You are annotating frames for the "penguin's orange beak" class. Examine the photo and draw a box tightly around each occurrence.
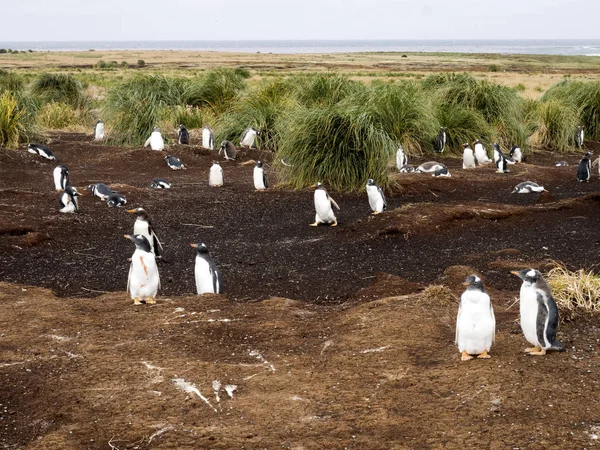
[124,234,132,240]
[127,209,137,213]
[462,281,470,286]
[190,243,198,248]
[510,271,520,276]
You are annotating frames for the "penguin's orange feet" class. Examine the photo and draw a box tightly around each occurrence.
[524,346,541,353]
[309,222,319,227]
[372,211,380,215]
[461,351,473,361]
[477,350,491,359]
[528,348,547,356]
[133,297,142,306]
[331,221,338,227]
[147,297,156,305]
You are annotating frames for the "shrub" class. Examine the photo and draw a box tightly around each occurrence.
[0,69,24,92]
[183,68,248,114]
[528,99,578,152]
[120,61,129,68]
[433,103,493,152]
[38,102,80,129]
[166,105,205,130]
[488,64,500,72]
[0,91,25,148]
[546,263,600,321]
[31,73,88,108]
[289,73,363,107]
[137,59,146,67]
[0,49,6,54]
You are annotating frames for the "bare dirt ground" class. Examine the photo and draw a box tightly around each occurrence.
[2,133,600,448]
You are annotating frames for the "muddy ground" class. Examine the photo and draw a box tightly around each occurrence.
[1,133,600,448]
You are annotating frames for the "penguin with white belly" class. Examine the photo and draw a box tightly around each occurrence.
[58,185,81,213]
[511,269,564,355]
[209,161,224,187]
[27,143,56,161]
[577,152,592,182]
[366,179,387,214]
[456,275,495,361]
[462,144,477,169]
[177,124,190,145]
[53,165,69,191]
[94,120,104,141]
[191,243,222,294]
[202,125,215,150]
[396,145,408,171]
[254,161,268,191]
[127,207,164,258]
[310,183,340,227]
[473,139,492,164]
[144,127,164,151]
[125,234,160,305]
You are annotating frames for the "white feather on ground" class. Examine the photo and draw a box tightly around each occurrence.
[172,378,218,412]
[225,384,238,398]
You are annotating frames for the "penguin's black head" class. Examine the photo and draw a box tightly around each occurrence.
[312,182,324,190]
[463,274,484,291]
[511,268,540,284]
[125,234,151,252]
[178,124,184,129]
[584,152,592,158]
[127,207,148,219]
[190,243,210,254]
[213,160,220,166]
[220,140,228,149]
[65,186,79,196]
[97,119,102,124]
[493,143,500,150]
[440,127,446,131]
[256,160,263,168]
[367,179,376,186]
[463,143,470,148]
[153,126,160,132]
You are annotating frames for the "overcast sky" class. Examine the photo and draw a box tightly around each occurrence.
[1,0,599,41]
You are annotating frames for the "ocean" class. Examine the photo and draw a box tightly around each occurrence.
[1,39,600,56]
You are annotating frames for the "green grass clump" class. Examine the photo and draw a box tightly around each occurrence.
[546,263,600,321]
[0,69,24,91]
[166,105,205,130]
[0,91,25,148]
[290,73,363,107]
[528,99,578,152]
[38,102,91,130]
[31,73,88,108]
[184,68,249,114]
[433,103,493,151]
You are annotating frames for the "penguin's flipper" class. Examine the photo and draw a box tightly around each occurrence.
[455,304,461,345]
[535,291,551,348]
[263,173,268,189]
[377,186,387,210]
[151,230,164,257]
[328,195,340,211]
[144,137,151,147]
[490,303,496,344]
[127,261,132,294]
[592,158,599,168]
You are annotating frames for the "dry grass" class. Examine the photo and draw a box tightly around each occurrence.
[422,284,457,306]
[546,262,600,321]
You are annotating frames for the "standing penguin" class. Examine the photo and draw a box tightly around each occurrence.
[209,161,224,187]
[240,127,259,148]
[202,125,215,150]
[58,185,80,213]
[87,183,113,201]
[253,160,268,191]
[473,139,492,164]
[219,140,237,161]
[191,243,222,294]
[433,127,447,153]
[53,165,69,191]
[577,152,592,182]
[366,179,387,214]
[509,145,523,163]
[127,207,163,258]
[310,183,340,227]
[27,143,56,161]
[165,155,186,170]
[493,143,514,173]
[576,125,585,149]
[462,144,477,169]
[94,119,104,141]
[511,269,564,355]
[177,124,190,145]
[455,275,495,361]
[396,144,408,171]
[144,127,164,151]
[125,234,160,305]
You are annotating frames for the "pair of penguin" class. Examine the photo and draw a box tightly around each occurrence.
[493,143,515,173]
[208,160,268,190]
[87,182,127,207]
[54,165,81,213]
[456,270,563,361]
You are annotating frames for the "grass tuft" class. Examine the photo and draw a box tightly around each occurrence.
[0,91,25,148]
[528,99,578,152]
[31,73,88,108]
[422,285,457,306]
[546,263,600,321]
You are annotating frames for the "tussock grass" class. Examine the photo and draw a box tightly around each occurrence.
[546,263,600,321]
[184,68,249,114]
[0,91,25,148]
[31,73,88,108]
[0,69,24,91]
[167,105,205,130]
[422,284,457,306]
[528,100,579,152]
[38,102,92,130]
[291,74,363,107]
[433,103,492,153]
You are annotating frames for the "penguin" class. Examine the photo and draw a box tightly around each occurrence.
[399,165,418,173]
[27,143,55,161]
[106,192,127,207]
[433,127,447,153]
[127,207,163,258]
[240,127,259,148]
[150,178,172,189]
[511,181,547,194]
[177,124,190,145]
[511,269,564,355]
[86,183,113,201]
[555,161,569,167]
[455,274,495,361]
[165,155,186,170]
[576,125,584,149]
[577,152,592,182]
[144,127,164,151]
[209,161,224,187]
[53,165,69,191]
[432,167,451,177]
[462,144,477,169]
[396,144,408,171]
[253,160,268,191]
[94,120,104,141]
[125,234,160,305]
[191,243,222,294]
[310,183,340,227]
[473,139,492,164]
[58,185,80,213]
[493,143,513,173]
[219,140,237,161]
[509,145,522,163]
[202,125,215,150]
[366,179,387,214]
[416,161,446,173]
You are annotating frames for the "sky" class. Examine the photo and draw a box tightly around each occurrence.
[1,0,599,41]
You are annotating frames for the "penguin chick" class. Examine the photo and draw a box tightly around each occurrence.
[209,161,224,187]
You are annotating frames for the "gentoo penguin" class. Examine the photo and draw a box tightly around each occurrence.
[58,185,80,213]
[366,179,387,214]
[127,207,163,258]
[509,145,523,163]
[576,125,584,149]
[512,181,546,194]
[462,144,477,169]
[511,269,564,355]
[219,140,237,161]
[493,143,513,173]
[150,178,172,189]
[209,161,224,187]
[456,275,495,361]
[240,127,259,148]
[94,120,104,141]
[144,127,164,151]
[577,152,592,182]
[86,183,113,201]
[416,161,446,173]
[399,165,418,173]
[473,139,492,164]
[253,160,268,191]
[433,167,451,177]
[165,155,186,170]
[433,127,447,153]
[396,145,408,171]
[125,234,160,305]
[53,165,69,191]
[555,161,569,167]
[310,183,340,227]
[202,125,215,150]
[106,192,127,207]
[191,243,222,294]
[27,143,55,161]
[177,124,190,145]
